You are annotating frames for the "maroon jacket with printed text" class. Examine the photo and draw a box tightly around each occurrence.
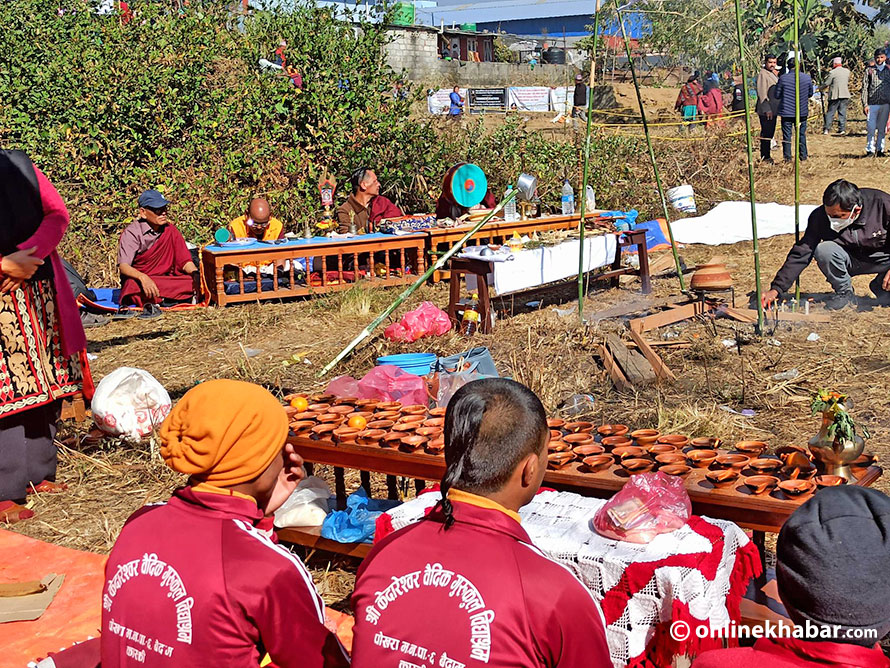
[101,488,349,668]
[693,637,890,668]
[350,500,611,668]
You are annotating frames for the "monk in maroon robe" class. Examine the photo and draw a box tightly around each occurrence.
[118,190,199,312]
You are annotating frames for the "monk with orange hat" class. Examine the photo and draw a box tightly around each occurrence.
[101,380,349,668]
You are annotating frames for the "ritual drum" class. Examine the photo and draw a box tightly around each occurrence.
[441,162,488,211]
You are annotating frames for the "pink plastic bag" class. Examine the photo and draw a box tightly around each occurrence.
[593,472,691,543]
[357,365,428,406]
[325,375,360,398]
[384,302,451,342]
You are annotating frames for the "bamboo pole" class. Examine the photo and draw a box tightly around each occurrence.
[792,0,802,308]
[318,189,519,377]
[733,0,765,332]
[614,0,685,291]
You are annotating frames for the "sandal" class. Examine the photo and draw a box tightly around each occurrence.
[0,500,35,524]
[30,480,69,494]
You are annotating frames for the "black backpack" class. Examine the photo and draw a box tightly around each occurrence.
[61,258,96,303]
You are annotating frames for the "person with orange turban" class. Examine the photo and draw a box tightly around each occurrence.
[100,380,350,668]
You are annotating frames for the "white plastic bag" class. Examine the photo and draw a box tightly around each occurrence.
[91,367,172,440]
[274,477,332,528]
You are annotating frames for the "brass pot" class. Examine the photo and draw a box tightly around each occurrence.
[808,424,864,482]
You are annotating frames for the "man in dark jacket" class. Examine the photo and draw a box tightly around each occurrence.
[762,180,890,310]
[862,48,890,156]
[775,59,814,162]
[571,73,588,125]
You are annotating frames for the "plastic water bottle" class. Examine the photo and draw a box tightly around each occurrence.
[503,185,518,222]
[586,185,596,211]
[461,293,480,336]
[561,180,575,215]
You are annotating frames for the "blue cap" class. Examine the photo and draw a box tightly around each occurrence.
[138,189,170,209]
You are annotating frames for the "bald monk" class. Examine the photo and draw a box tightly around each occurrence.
[229,197,285,242]
[101,380,350,668]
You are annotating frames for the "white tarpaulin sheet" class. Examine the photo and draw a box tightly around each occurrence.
[427,88,467,115]
[670,201,819,245]
[508,86,552,112]
[550,86,573,114]
[467,234,617,295]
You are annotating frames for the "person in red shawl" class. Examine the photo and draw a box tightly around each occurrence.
[117,190,199,318]
[336,167,403,234]
[351,378,610,668]
[698,75,726,127]
[693,486,890,668]
[0,150,90,524]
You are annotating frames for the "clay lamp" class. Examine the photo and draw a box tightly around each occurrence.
[423,417,445,429]
[333,427,359,444]
[429,406,447,417]
[309,393,335,403]
[550,429,564,440]
[400,414,426,424]
[328,405,353,416]
[308,403,331,412]
[572,444,605,458]
[656,453,687,466]
[392,422,419,433]
[647,443,678,456]
[347,411,374,421]
[367,419,394,430]
[289,420,315,436]
[631,429,660,446]
[564,433,594,447]
[853,453,876,467]
[656,434,689,448]
[293,411,319,421]
[354,399,378,409]
[356,429,386,446]
[416,426,442,439]
[784,463,817,480]
[374,410,401,420]
[748,457,782,474]
[744,475,779,495]
[284,405,299,419]
[376,401,402,411]
[401,404,428,416]
[660,464,692,477]
[310,423,337,439]
[690,437,721,449]
[622,458,656,474]
[775,444,807,457]
[547,452,576,470]
[815,474,847,488]
[687,449,718,468]
[283,392,307,402]
[333,396,358,405]
[547,418,566,430]
[612,445,646,460]
[565,421,594,434]
[400,435,428,452]
[316,413,343,424]
[425,437,445,455]
[548,440,571,453]
[735,441,767,456]
[778,479,816,496]
[598,424,629,437]
[781,452,817,479]
[714,454,750,469]
[380,431,403,448]
[705,469,739,488]
[583,454,614,472]
[601,436,633,450]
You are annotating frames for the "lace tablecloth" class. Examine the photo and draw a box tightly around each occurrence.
[377,490,761,668]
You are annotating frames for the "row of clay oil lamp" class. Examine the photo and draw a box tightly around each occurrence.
[284,394,448,456]
[545,421,876,497]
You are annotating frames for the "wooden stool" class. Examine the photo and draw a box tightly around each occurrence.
[446,257,492,334]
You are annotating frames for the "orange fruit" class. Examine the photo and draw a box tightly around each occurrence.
[290,396,309,412]
[348,415,368,430]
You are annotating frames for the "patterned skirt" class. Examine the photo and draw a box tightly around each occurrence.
[0,279,82,418]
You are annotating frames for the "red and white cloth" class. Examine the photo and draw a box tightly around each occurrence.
[378,490,761,668]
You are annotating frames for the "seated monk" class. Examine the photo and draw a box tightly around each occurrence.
[229,197,284,241]
[101,380,350,668]
[117,190,199,316]
[351,378,610,668]
[435,186,496,220]
[336,166,402,234]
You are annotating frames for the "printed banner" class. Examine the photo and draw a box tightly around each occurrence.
[507,86,551,112]
[550,86,573,114]
[468,87,507,113]
[427,88,468,115]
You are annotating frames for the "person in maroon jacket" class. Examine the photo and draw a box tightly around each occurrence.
[693,486,890,668]
[101,380,350,668]
[351,378,611,668]
[336,166,403,233]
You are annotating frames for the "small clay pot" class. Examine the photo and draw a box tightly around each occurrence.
[429,406,447,417]
[283,393,308,402]
[548,440,571,453]
[647,443,678,456]
[328,405,353,416]
[333,396,358,405]
[309,393,335,403]
[631,429,660,446]
[357,429,386,446]
[783,463,817,480]
[547,452,575,470]
[715,454,750,469]
[416,426,442,439]
[392,422,419,433]
[290,420,315,436]
[565,421,594,434]
[572,444,605,457]
[744,475,779,495]
[333,427,360,443]
[706,469,739,488]
[308,403,331,412]
[374,410,401,420]
[778,479,816,496]
[284,405,299,419]
[660,464,692,477]
[367,419,395,430]
[656,434,689,448]
[690,262,733,290]
[400,435,427,451]
[622,458,655,474]
[656,453,687,466]
[425,437,445,455]
[690,437,721,449]
[550,429,564,440]
[316,413,344,424]
[354,399,379,409]
[310,423,337,439]
[582,454,613,472]
[401,404,428,416]
[601,436,633,450]
[598,424,629,437]
[735,440,767,456]
[347,411,374,421]
[775,444,807,458]
[563,433,594,447]
[547,418,566,429]
[400,414,426,424]
[815,474,847,488]
[748,457,782,473]
[687,449,718,468]
[381,431,404,448]
[612,445,646,460]
[376,401,402,411]
[853,453,876,467]
[293,411,319,421]
[423,417,445,429]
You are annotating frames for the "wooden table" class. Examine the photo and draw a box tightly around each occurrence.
[201,233,426,306]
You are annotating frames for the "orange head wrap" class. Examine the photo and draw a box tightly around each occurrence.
[159,379,288,486]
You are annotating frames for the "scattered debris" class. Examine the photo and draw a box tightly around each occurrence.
[806,332,820,342]
[560,393,596,416]
[772,369,800,381]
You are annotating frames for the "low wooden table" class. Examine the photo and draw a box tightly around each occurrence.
[201,233,426,306]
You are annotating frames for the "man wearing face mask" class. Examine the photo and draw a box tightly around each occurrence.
[861,48,890,156]
[762,180,890,310]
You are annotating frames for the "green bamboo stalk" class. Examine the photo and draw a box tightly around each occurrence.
[577,1,602,321]
[614,0,685,291]
[792,0,802,308]
[318,189,519,377]
[734,0,765,332]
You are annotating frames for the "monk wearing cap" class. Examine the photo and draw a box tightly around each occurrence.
[101,380,350,668]
[229,197,285,241]
[117,189,200,318]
